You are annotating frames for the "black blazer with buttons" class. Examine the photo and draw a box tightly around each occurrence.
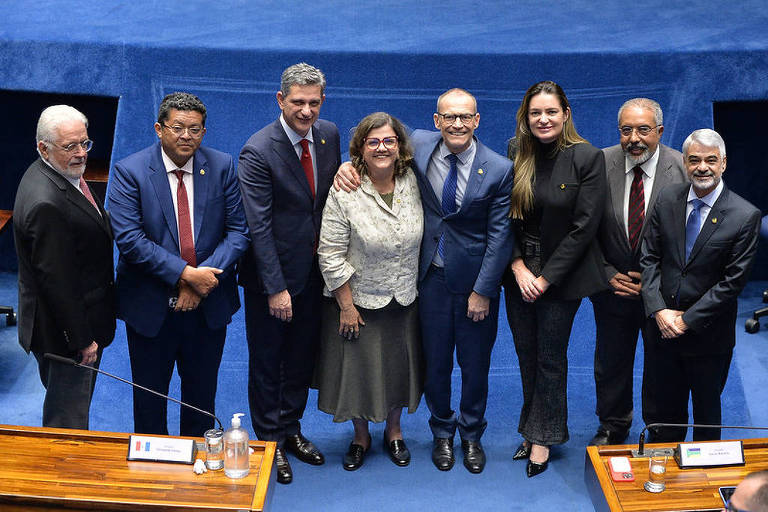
[640,183,761,355]
[508,140,610,301]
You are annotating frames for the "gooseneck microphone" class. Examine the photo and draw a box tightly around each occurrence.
[43,352,223,431]
[633,422,768,457]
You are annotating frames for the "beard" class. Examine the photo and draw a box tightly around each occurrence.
[690,171,719,194]
[58,162,86,179]
[622,142,651,165]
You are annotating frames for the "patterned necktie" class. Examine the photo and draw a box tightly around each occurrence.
[173,170,196,266]
[299,139,315,198]
[78,176,101,217]
[627,166,645,249]
[438,153,459,259]
[684,198,704,261]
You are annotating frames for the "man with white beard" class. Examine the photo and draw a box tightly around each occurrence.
[588,98,686,446]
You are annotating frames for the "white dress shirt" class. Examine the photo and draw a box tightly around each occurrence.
[622,145,659,238]
[161,149,195,243]
[686,179,724,236]
[280,114,317,195]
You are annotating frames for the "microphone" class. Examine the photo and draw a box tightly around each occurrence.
[633,422,768,457]
[43,353,223,431]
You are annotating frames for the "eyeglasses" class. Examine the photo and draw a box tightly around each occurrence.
[50,139,93,153]
[162,124,204,138]
[619,125,660,137]
[437,113,476,125]
[725,499,752,512]
[364,136,398,150]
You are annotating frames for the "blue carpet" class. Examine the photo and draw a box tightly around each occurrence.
[1,271,765,510]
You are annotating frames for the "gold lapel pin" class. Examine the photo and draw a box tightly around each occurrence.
[200,169,205,175]
[560,183,566,189]
[321,139,326,145]
[712,218,717,223]
[396,198,401,203]
[478,169,484,174]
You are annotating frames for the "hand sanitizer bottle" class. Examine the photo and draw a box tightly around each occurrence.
[224,413,250,479]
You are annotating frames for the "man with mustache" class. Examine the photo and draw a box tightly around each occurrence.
[589,98,686,446]
[238,63,341,484]
[640,128,760,442]
[13,105,116,429]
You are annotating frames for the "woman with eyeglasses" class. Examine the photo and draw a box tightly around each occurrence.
[503,81,608,477]
[315,112,424,471]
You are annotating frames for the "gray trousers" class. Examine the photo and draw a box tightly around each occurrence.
[33,350,101,429]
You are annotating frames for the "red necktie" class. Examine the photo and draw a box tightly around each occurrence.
[299,139,315,198]
[173,170,196,266]
[79,176,101,216]
[627,165,645,250]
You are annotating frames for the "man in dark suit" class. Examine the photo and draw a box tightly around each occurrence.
[640,128,760,442]
[13,105,116,429]
[336,88,514,473]
[238,63,340,484]
[108,92,249,437]
[589,98,687,446]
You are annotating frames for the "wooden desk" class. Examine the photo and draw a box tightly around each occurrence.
[586,439,768,511]
[0,424,276,511]
[0,210,11,232]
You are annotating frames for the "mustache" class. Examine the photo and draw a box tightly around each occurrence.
[626,142,648,151]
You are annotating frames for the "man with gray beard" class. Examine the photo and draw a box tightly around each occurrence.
[13,105,116,429]
[588,98,686,446]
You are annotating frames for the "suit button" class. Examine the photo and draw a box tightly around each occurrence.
[681,271,687,277]
[671,294,676,300]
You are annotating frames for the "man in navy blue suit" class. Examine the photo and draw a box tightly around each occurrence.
[238,63,341,484]
[108,92,249,437]
[336,89,514,473]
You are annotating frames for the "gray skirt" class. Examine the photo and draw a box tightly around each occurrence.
[314,298,423,423]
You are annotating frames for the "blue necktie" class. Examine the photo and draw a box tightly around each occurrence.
[438,153,459,259]
[685,199,704,261]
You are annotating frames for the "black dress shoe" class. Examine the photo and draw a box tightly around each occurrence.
[588,429,628,446]
[274,447,292,484]
[284,432,325,465]
[343,435,370,471]
[461,440,486,474]
[512,441,531,460]
[431,437,454,471]
[383,435,410,467]
[526,459,548,477]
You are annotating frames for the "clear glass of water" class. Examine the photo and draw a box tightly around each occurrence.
[644,455,667,493]
[204,428,224,470]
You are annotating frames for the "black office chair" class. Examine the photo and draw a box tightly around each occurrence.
[745,214,768,334]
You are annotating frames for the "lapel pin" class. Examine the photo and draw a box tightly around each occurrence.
[560,183,566,189]
[478,169,484,174]
[396,198,401,203]
[200,169,205,175]
[712,217,717,223]
[321,139,326,145]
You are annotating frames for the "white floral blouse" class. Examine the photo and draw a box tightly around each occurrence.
[318,169,423,309]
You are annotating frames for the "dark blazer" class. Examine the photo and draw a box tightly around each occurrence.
[640,183,761,354]
[108,142,250,338]
[598,144,687,281]
[413,130,514,297]
[508,140,609,300]
[13,159,116,355]
[237,118,341,296]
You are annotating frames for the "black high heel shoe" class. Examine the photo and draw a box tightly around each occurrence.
[512,441,531,461]
[526,445,550,477]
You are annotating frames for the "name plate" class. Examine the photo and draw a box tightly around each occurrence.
[675,440,744,468]
[127,435,197,464]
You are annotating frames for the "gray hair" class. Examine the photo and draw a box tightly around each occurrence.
[618,98,663,127]
[742,471,768,511]
[36,105,88,144]
[280,63,326,97]
[682,128,726,158]
[157,92,207,126]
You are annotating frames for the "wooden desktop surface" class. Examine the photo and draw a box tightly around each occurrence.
[0,424,276,511]
[586,438,768,511]
[0,210,11,232]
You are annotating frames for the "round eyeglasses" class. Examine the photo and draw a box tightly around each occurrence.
[619,125,660,137]
[50,139,93,153]
[364,136,398,150]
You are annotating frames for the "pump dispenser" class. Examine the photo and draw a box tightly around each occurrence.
[223,413,250,479]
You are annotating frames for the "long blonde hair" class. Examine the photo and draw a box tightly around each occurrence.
[509,81,587,219]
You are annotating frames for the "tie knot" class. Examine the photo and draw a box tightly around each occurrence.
[173,169,185,181]
[447,153,458,165]
[691,198,704,210]
[299,139,310,151]
[633,165,643,178]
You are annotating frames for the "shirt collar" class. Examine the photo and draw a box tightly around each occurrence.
[161,148,193,174]
[687,178,724,208]
[625,145,660,178]
[40,157,81,188]
[438,138,476,165]
[280,114,314,146]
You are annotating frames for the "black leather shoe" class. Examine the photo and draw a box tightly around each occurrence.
[526,459,549,477]
[274,447,292,484]
[588,428,628,446]
[512,441,531,460]
[383,435,410,467]
[461,440,486,474]
[284,432,325,465]
[431,437,454,471]
[343,435,370,471]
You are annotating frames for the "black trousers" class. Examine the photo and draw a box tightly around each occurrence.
[127,310,226,437]
[643,325,732,442]
[590,291,650,435]
[244,271,322,445]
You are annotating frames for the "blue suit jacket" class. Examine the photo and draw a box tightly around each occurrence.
[411,130,514,297]
[237,118,341,296]
[108,142,250,337]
